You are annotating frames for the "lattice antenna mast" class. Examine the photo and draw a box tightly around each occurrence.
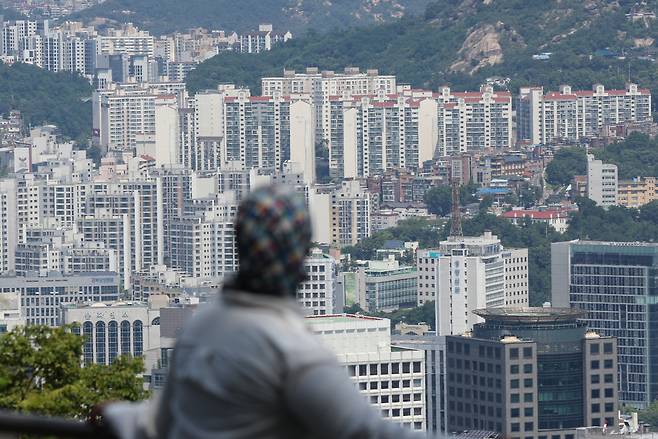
[449,177,463,238]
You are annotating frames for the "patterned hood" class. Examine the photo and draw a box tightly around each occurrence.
[232,185,312,297]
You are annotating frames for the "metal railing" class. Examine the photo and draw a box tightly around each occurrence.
[0,411,116,438]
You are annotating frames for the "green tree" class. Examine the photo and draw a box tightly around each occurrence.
[0,325,147,418]
[545,147,587,186]
[424,186,453,216]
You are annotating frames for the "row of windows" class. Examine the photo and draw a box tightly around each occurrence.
[349,361,422,377]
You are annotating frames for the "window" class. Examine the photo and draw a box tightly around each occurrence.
[591,375,600,384]
[590,344,600,354]
[392,409,400,417]
[370,382,378,390]
[510,348,519,359]
[392,380,400,389]
[524,393,533,403]
[511,423,520,432]
[604,374,613,383]
[413,362,421,373]
[370,364,378,375]
[511,408,520,418]
[592,403,601,413]
[525,422,534,432]
[524,407,533,417]
[132,320,143,357]
[523,364,533,374]
[511,379,519,389]
[403,408,411,416]
[524,378,533,388]
[96,321,106,364]
[510,365,519,374]
[402,362,410,373]
[591,360,600,370]
[605,403,614,412]
[523,347,532,358]
[511,394,520,403]
[392,363,400,374]
[381,381,389,389]
[591,389,600,398]
[603,343,613,354]
[359,365,367,376]
[604,359,613,369]
[604,388,614,398]
[392,395,400,403]
[381,395,389,403]
[348,365,356,376]
[381,363,389,374]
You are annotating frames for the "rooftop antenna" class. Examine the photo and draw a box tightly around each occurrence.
[449,175,463,239]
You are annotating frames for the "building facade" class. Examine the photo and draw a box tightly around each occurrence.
[552,240,658,408]
[445,307,618,438]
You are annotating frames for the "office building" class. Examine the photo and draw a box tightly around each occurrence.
[352,257,418,313]
[587,154,618,207]
[445,307,618,438]
[517,84,652,145]
[63,300,161,369]
[0,178,18,274]
[552,240,658,408]
[296,248,336,316]
[307,314,426,432]
[417,232,527,335]
[0,271,119,326]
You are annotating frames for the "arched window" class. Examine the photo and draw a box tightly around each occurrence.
[151,317,160,326]
[133,320,143,358]
[82,321,93,366]
[120,320,131,355]
[95,321,106,365]
[108,321,118,364]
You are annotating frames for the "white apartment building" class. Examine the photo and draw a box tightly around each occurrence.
[353,257,418,313]
[15,227,116,276]
[330,180,371,247]
[296,248,336,315]
[307,314,426,432]
[92,82,186,152]
[328,90,437,178]
[517,83,652,145]
[436,85,513,154]
[262,67,396,142]
[587,153,618,207]
[168,195,239,279]
[0,178,18,274]
[0,271,120,326]
[97,25,155,57]
[223,89,316,182]
[416,231,528,336]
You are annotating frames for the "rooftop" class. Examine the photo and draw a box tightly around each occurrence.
[473,307,586,323]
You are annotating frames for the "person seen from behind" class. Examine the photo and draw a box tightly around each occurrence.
[102,185,425,439]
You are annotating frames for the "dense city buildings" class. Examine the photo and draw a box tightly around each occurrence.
[552,240,658,408]
[445,307,618,438]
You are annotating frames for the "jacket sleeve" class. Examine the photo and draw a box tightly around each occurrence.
[284,363,427,439]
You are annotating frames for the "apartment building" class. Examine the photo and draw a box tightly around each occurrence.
[517,83,652,145]
[327,90,437,178]
[617,176,657,208]
[330,180,371,247]
[436,85,513,154]
[262,67,396,142]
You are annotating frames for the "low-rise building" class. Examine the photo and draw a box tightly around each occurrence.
[501,208,571,233]
[617,177,657,208]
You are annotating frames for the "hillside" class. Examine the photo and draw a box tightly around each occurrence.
[187,0,658,98]
[67,0,434,35]
[0,63,93,142]
[0,5,24,20]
